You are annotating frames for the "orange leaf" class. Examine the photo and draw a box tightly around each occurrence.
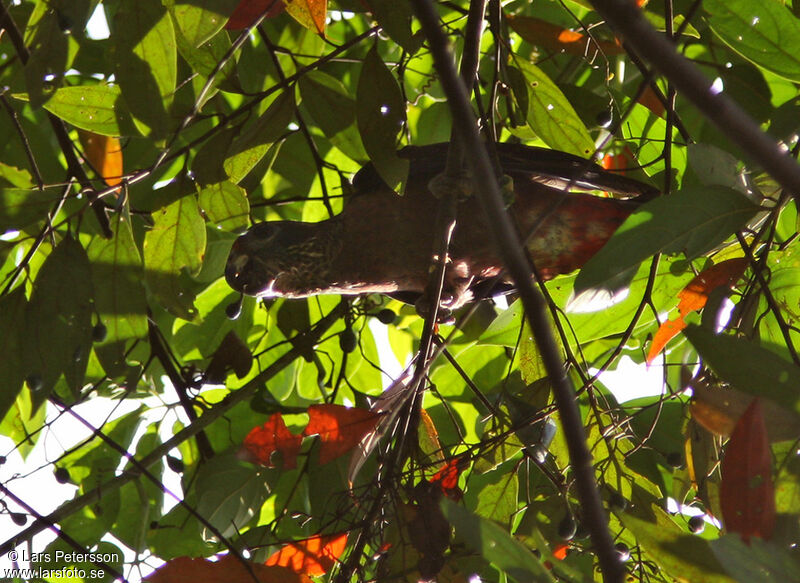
[242,413,303,469]
[266,533,348,576]
[720,399,776,542]
[284,0,327,35]
[226,0,286,30]
[78,130,123,187]
[677,258,748,316]
[303,404,381,464]
[144,554,310,583]
[507,15,624,57]
[646,318,688,364]
[636,86,665,117]
[646,258,747,363]
[552,543,569,561]
[429,458,465,500]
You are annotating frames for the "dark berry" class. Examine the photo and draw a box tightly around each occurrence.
[11,513,26,526]
[596,109,613,128]
[166,455,184,473]
[225,297,243,320]
[376,309,397,325]
[688,515,705,534]
[665,452,683,468]
[92,323,108,343]
[609,492,628,512]
[557,515,577,541]
[0,456,6,465]
[339,329,357,353]
[54,467,70,484]
[615,542,630,562]
[25,374,43,392]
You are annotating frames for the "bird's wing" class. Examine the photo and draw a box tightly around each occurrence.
[350,142,657,201]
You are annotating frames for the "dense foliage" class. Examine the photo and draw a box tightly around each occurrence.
[0,0,799,581]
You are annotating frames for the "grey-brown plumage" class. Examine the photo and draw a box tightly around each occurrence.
[225,143,657,308]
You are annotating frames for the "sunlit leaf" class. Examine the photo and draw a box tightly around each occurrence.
[14,85,134,136]
[143,196,206,321]
[705,0,800,82]
[164,0,234,48]
[510,60,594,157]
[575,187,760,296]
[113,0,177,140]
[198,181,250,232]
[265,533,347,576]
[242,412,303,469]
[303,404,381,465]
[284,0,327,35]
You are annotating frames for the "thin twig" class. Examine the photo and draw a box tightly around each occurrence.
[407,1,624,581]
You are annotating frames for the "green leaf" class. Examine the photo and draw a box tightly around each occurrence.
[0,187,64,231]
[24,237,94,404]
[144,195,207,321]
[368,0,421,53]
[683,325,800,415]
[511,60,594,158]
[164,0,234,48]
[224,91,295,183]
[357,44,409,192]
[23,3,70,108]
[711,535,800,583]
[15,85,135,136]
[705,0,800,82]
[574,186,760,295]
[465,460,520,527]
[0,288,27,423]
[88,214,148,347]
[441,498,556,582]
[113,0,177,139]
[620,484,736,583]
[198,181,250,232]
[299,71,366,161]
[479,299,523,347]
[195,454,272,539]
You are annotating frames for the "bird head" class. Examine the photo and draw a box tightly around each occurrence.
[225,221,336,297]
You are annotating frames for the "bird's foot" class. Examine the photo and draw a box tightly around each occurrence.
[428,171,474,201]
[414,294,456,324]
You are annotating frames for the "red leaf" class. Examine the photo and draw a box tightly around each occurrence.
[720,399,776,542]
[303,404,381,465]
[429,458,465,500]
[265,533,348,576]
[144,554,310,583]
[647,258,748,363]
[552,543,569,561]
[226,0,286,30]
[242,413,303,469]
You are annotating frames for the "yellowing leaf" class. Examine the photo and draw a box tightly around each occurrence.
[284,0,327,35]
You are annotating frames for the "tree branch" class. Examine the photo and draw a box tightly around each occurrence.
[588,0,800,203]
[408,1,624,581]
